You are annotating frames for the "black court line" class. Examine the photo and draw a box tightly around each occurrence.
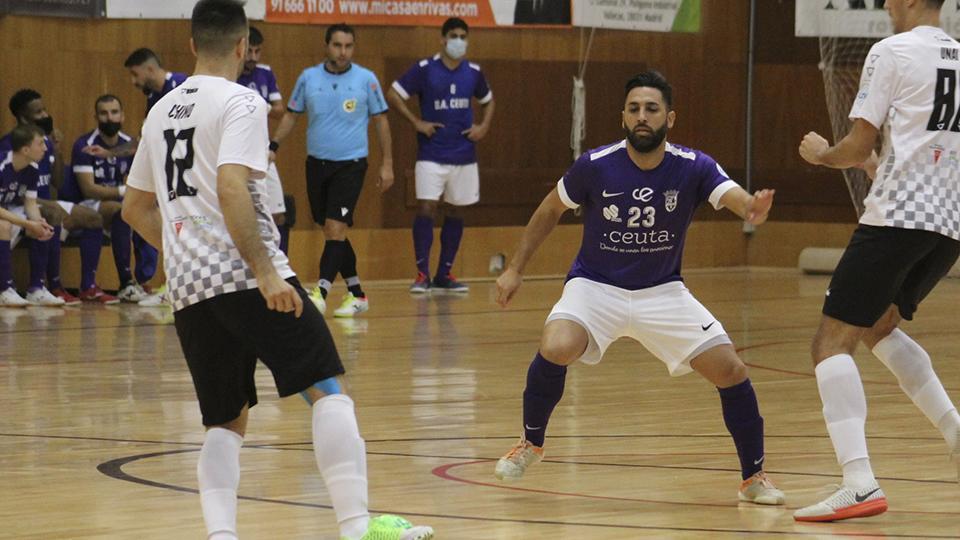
[94,447,959,538]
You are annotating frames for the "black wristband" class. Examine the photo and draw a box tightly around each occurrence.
[269,140,280,152]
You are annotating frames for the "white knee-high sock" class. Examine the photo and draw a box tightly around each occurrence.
[816,354,875,489]
[312,394,370,539]
[198,427,243,540]
[872,329,960,452]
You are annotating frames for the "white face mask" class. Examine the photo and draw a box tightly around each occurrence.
[445,37,467,60]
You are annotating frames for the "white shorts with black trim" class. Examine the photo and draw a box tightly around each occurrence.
[264,162,286,214]
[546,278,732,376]
[2,206,27,247]
[414,160,479,206]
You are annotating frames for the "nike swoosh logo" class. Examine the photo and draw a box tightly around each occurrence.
[753,456,764,466]
[701,321,715,331]
[525,424,542,431]
[602,190,624,198]
[854,487,881,503]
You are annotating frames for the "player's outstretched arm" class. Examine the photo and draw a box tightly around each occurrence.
[218,163,302,318]
[121,186,162,248]
[719,186,775,225]
[799,118,878,170]
[496,188,569,307]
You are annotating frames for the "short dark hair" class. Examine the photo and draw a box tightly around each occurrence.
[95,94,123,112]
[249,25,263,46]
[10,124,44,152]
[192,0,248,56]
[124,48,161,68]
[927,0,946,8]
[442,17,468,36]
[325,23,355,44]
[9,88,41,120]
[624,71,673,108]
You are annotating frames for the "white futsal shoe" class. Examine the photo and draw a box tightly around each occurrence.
[26,287,66,306]
[494,437,544,481]
[0,288,30,307]
[738,471,785,505]
[793,482,887,522]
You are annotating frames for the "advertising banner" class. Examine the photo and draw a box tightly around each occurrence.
[5,0,104,18]
[266,0,571,26]
[105,0,265,20]
[572,0,700,32]
[796,0,960,38]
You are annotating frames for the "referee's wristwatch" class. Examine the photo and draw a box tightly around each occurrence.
[269,140,280,152]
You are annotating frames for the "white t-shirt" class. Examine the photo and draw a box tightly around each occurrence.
[127,75,294,311]
[851,25,960,240]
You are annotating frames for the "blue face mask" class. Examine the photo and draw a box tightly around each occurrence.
[445,37,467,60]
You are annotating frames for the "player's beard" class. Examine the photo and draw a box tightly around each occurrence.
[625,123,667,154]
[243,61,256,75]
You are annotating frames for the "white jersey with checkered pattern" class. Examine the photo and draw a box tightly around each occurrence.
[851,25,960,240]
[127,74,294,311]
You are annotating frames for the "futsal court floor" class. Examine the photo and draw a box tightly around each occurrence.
[1,268,958,539]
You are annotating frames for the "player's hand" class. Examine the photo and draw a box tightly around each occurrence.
[496,267,523,308]
[82,144,113,159]
[799,131,830,165]
[259,272,303,318]
[378,163,394,193]
[50,128,64,148]
[268,150,277,163]
[462,124,489,142]
[415,120,444,137]
[746,189,775,225]
[24,220,55,241]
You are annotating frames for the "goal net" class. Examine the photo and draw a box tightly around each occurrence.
[818,36,878,218]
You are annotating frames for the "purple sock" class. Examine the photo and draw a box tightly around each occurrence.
[522,352,567,447]
[79,228,103,291]
[29,237,49,290]
[0,240,12,291]
[718,379,765,480]
[412,215,433,277]
[46,227,62,290]
[111,217,133,285]
[436,216,463,280]
[132,232,158,284]
[278,224,290,255]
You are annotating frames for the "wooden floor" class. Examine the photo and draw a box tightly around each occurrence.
[1,268,959,539]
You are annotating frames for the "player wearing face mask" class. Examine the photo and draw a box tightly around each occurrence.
[61,94,157,303]
[387,17,496,295]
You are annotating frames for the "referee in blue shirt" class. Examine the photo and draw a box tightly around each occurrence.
[271,23,393,318]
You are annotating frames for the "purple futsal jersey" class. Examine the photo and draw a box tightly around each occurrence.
[0,133,54,200]
[237,64,282,104]
[392,55,493,165]
[146,72,188,114]
[71,129,134,189]
[559,140,739,291]
[0,153,40,208]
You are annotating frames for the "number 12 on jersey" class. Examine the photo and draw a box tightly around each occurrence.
[163,128,198,201]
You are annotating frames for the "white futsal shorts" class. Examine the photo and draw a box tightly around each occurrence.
[414,160,479,206]
[547,278,732,376]
[264,162,286,215]
[3,206,27,247]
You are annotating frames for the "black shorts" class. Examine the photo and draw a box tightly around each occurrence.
[173,277,345,426]
[305,156,367,227]
[824,225,960,327]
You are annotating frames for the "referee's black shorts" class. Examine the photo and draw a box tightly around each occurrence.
[173,277,344,426]
[305,156,367,227]
[823,225,960,327]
